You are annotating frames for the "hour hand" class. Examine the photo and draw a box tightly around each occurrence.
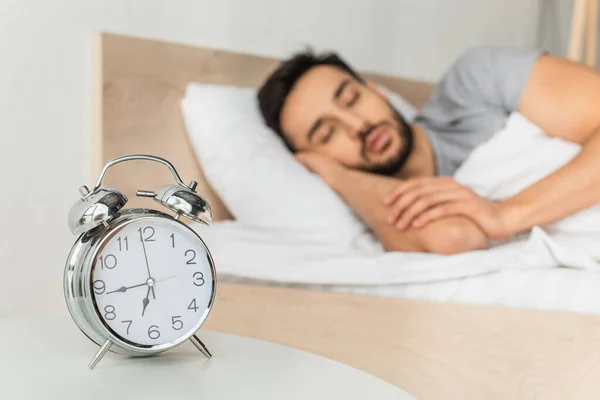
[107,282,147,294]
[141,286,151,317]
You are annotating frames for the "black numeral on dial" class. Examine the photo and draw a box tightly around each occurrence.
[104,305,116,320]
[193,272,205,286]
[117,236,129,251]
[121,320,132,335]
[93,280,105,294]
[148,325,160,339]
[185,249,196,265]
[98,254,117,270]
[138,226,156,242]
[170,233,175,248]
[172,316,183,331]
[188,299,199,312]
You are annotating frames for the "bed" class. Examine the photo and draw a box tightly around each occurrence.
[96,32,600,399]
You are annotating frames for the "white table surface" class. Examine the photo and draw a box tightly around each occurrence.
[0,317,417,399]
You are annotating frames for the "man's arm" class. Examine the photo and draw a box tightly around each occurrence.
[296,153,487,254]
[382,53,600,237]
[503,54,600,232]
[331,168,487,254]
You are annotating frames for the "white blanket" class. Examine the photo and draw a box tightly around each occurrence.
[194,113,600,285]
[454,113,600,235]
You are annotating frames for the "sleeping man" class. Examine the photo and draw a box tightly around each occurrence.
[257,47,600,255]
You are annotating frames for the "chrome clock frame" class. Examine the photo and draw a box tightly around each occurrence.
[64,154,217,370]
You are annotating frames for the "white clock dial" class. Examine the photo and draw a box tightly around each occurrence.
[91,218,214,346]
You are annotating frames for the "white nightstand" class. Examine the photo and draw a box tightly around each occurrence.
[0,317,417,399]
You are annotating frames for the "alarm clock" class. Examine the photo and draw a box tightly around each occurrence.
[64,154,217,369]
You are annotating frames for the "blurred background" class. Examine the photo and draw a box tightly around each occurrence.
[0,0,594,316]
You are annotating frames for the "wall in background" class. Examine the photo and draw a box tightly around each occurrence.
[0,0,568,316]
[539,0,600,66]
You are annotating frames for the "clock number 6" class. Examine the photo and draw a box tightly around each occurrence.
[148,325,160,340]
[193,272,205,286]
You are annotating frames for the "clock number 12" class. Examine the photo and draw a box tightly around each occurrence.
[138,226,156,242]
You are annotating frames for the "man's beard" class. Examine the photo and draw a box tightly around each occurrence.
[360,107,414,176]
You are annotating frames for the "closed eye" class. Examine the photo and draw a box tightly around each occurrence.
[321,126,335,144]
[346,92,360,107]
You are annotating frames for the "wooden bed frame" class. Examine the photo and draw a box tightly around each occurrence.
[97,32,600,399]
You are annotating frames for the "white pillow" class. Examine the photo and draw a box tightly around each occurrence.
[181,83,417,247]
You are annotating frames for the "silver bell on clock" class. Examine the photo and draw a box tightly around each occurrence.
[64,154,217,369]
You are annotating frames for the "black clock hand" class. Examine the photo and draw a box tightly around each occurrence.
[139,234,156,300]
[106,282,147,294]
[140,235,152,278]
[141,286,151,317]
[106,275,176,295]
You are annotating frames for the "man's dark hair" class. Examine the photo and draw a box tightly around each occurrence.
[257,51,363,151]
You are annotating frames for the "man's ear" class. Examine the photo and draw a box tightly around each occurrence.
[365,80,388,99]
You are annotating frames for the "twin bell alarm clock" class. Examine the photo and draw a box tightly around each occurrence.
[64,155,217,369]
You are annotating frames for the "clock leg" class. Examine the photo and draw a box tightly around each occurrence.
[88,339,113,370]
[190,334,212,359]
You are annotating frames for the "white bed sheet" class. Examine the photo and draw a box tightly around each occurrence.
[197,221,600,315]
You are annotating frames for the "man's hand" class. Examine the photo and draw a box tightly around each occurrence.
[296,152,344,184]
[382,176,514,239]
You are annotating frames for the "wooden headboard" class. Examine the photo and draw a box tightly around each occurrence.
[97,33,434,219]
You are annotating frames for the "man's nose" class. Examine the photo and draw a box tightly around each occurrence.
[341,111,370,139]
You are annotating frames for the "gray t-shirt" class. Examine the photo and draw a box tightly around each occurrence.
[414,46,544,176]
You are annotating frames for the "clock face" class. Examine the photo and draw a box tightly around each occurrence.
[91,217,214,347]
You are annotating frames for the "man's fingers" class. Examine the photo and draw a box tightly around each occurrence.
[394,191,467,230]
[382,177,457,205]
[411,202,471,228]
[385,184,451,224]
[386,189,422,224]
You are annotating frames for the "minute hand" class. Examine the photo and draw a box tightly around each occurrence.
[139,230,156,300]
[139,232,153,279]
